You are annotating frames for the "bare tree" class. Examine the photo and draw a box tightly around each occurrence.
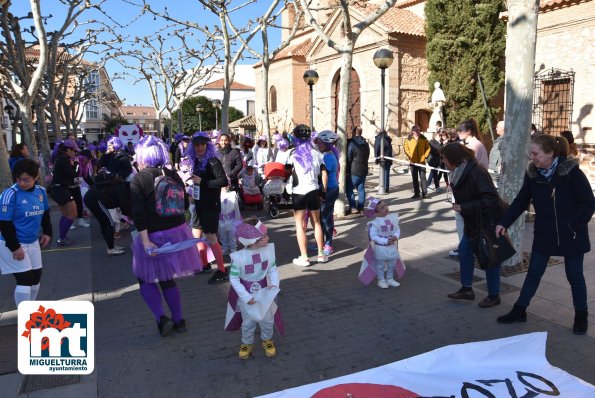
[298,0,398,214]
[0,0,48,190]
[234,0,302,141]
[138,0,264,134]
[498,0,540,265]
[109,26,220,137]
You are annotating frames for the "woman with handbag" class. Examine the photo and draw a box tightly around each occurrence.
[496,135,595,334]
[443,143,506,308]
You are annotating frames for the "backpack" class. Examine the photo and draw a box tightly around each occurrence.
[154,169,186,218]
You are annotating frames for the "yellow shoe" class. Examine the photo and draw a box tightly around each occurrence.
[238,344,253,360]
[261,339,276,358]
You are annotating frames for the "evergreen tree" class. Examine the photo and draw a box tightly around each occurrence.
[425,0,506,141]
[172,95,244,134]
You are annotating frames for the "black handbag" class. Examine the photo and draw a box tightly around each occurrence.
[472,208,516,269]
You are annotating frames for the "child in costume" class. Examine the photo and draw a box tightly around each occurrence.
[359,197,404,289]
[218,186,242,255]
[225,216,283,360]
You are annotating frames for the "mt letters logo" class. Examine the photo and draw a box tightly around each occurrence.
[18,301,94,375]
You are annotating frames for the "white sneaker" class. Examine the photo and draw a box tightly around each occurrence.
[386,279,400,287]
[69,225,76,230]
[448,249,459,256]
[292,256,311,267]
[317,254,328,263]
[78,219,90,227]
[113,245,125,250]
[377,280,389,289]
[107,248,125,256]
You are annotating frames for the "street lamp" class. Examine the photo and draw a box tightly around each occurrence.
[211,99,221,131]
[195,103,204,131]
[303,70,319,129]
[373,48,394,195]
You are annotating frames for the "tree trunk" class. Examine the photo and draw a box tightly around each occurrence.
[18,103,40,163]
[35,104,51,184]
[0,132,13,191]
[499,0,540,265]
[334,49,354,216]
[260,62,271,142]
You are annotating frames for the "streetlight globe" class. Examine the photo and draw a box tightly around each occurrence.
[303,70,319,86]
[373,48,394,69]
[211,98,221,109]
[196,104,204,112]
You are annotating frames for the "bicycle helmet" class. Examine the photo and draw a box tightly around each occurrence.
[292,124,311,140]
[317,130,339,144]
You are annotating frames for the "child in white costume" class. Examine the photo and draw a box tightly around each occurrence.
[361,197,403,289]
[225,217,283,360]
[218,187,242,254]
[240,166,262,195]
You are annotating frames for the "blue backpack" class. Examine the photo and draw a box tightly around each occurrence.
[154,169,185,218]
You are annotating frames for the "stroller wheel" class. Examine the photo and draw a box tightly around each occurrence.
[269,205,279,218]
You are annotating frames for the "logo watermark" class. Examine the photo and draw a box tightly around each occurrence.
[18,301,94,375]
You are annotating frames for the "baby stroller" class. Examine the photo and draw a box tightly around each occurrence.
[235,174,264,211]
[264,162,292,218]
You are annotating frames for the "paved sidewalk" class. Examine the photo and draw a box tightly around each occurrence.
[1,172,594,397]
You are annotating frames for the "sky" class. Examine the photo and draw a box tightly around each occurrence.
[8,0,283,106]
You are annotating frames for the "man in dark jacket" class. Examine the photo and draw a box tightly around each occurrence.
[218,132,243,186]
[374,130,393,194]
[347,127,370,213]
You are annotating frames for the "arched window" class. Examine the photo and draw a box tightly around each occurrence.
[269,86,277,113]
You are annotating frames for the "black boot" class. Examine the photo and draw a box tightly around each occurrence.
[497,304,527,324]
[157,315,174,337]
[573,309,588,335]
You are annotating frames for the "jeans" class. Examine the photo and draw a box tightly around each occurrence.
[347,175,367,210]
[516,251,587,311]
[379,165,390,192]
[410,165,427,195]
[321,186,339,246]
[459,234,501,296]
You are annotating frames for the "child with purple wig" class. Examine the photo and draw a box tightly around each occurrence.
[130,135,204,336]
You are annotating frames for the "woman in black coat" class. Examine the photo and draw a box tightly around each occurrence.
[443,143,505,308]
[496,135,595,334]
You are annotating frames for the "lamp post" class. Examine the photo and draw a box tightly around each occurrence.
[373,48,394,195]
[211,99,221,131]
[303,70,319,129]
[195,103,204,131]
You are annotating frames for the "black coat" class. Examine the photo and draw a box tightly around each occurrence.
[450,159,504,238]
[374,133,393,166]
[347,136,370,177]
[498,157,595,256]
[193,157,229,213]
[98,151,133,180]
[219,145,243,182]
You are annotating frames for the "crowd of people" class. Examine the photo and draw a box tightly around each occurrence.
[0,117,593,361]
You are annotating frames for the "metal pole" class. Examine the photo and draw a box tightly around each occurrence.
[309,84,314,129]
[177,106,183,134]
[379,67,386,195]
[215,108,218,131]
[199,112,202,131]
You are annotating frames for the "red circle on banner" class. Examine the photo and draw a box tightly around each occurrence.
[312,383,419,397]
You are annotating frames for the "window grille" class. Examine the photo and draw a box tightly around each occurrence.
[532,68,575,136]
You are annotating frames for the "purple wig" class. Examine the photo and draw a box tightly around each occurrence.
[134,135,170,168]
[107,136,124,152]
[177,138,192,159]
[277,138,289,150]
[188,131,220,173]
[98,141,107,153]
[293,138,314,172]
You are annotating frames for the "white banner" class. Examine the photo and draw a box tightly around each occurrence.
[258,333,595,398]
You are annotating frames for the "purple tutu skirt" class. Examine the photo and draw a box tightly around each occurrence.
[132,223,204,282]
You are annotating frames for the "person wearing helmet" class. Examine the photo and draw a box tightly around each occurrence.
[287,124,328,266]
[315,130,340,256]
